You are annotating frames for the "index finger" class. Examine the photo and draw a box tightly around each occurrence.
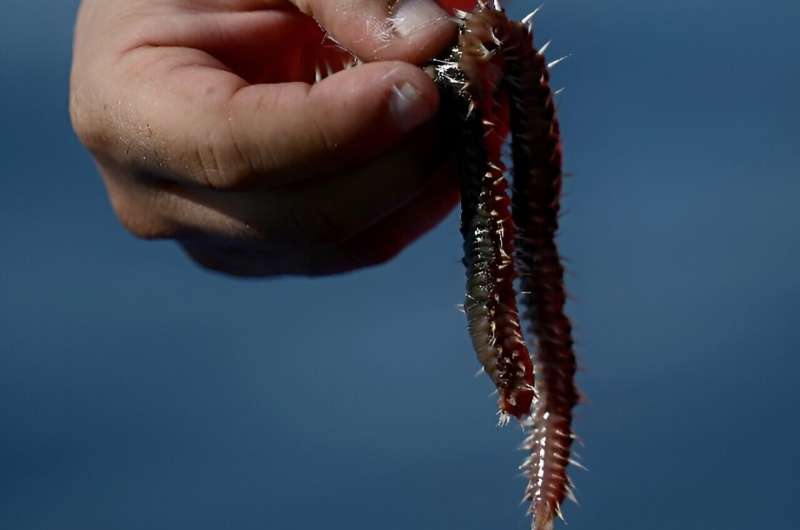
[285,0,458,63]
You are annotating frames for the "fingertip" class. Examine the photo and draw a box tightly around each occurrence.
[385,0,459,62]
[311,60,439,146]
[391,0,450,38]
[293,0,457,63]
[381,61,440,132]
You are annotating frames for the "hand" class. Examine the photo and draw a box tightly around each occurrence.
[70,0,471,276]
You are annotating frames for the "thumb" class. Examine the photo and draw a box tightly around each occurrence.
[287,0,457,63]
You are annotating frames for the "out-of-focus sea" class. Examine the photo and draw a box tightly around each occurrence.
[2,1,798,529]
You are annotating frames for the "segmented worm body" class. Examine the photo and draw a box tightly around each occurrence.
[436,8,536,423]
[433,4,579,529]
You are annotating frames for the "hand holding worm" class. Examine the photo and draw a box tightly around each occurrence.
[70,0,465,276]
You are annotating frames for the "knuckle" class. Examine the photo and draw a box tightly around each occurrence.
[69,84,110,154]
[110,194,175,240]
[192,124,254,189]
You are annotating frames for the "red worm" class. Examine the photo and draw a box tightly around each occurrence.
[433,4,579,529]
[435,7,535,423]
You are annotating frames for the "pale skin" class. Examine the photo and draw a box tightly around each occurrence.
[70,0,478,276]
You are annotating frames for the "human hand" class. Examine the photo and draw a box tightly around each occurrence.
[70,0,472,276]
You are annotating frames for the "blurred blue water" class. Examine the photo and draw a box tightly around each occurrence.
[1,1,799,529]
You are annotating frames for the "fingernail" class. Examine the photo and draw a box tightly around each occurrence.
[391,0,449,38]
[389,81,434,132]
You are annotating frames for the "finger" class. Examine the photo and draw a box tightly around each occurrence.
[95,46,440,190]
[179,159,458,277]
[285,0,457,63]
[106,7,331,85]
[159,119,449,251]
[303,159,459,275]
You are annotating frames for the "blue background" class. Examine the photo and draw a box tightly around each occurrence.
[2,1,799,529]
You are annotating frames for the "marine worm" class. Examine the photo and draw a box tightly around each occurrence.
[434,7,536,424]
[431,3,579,529]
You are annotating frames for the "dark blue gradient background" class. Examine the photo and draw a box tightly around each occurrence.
[2,1,798,529]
